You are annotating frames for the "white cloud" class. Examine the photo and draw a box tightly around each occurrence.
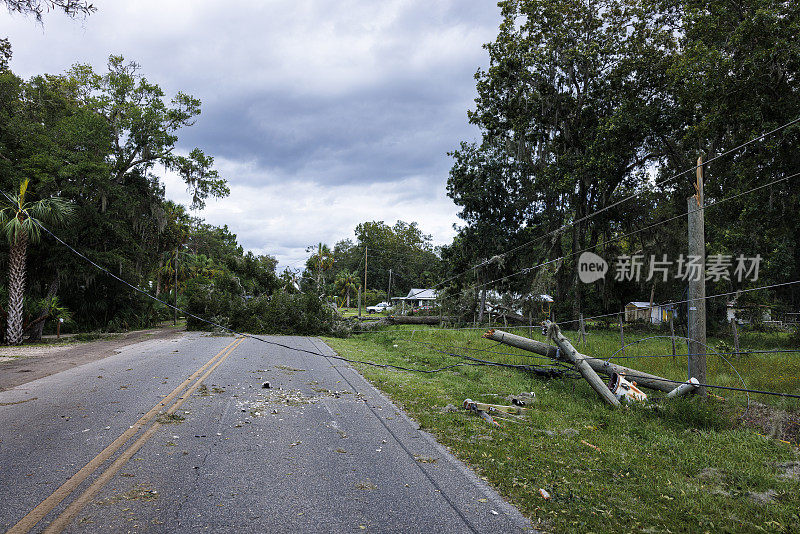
[163,157,459,270]
[3,1,498,274]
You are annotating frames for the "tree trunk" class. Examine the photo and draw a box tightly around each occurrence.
[155,257,163,296]
[346,289,350,308]
[26,274,59,341]
[6,234,28,345]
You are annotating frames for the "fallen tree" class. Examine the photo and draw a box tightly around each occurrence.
[386,315,456,325]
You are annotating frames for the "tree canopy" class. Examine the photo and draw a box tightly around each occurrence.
[445,0,800,323]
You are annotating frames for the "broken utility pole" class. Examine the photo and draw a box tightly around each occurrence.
[483,329,678,393]
[545,321,620,407]
[687,155,707,396]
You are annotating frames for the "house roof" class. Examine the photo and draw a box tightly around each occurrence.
[393,288,437,300]
[627,301,671,308]
[405,288,437,300]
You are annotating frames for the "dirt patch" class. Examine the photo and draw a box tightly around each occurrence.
[0,344,76,359]
[740,401,800,446]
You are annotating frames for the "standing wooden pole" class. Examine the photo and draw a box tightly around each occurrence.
[364,246,368,299]
[545,322,620,407]
[173,245,178,326]
[687,156,707,395]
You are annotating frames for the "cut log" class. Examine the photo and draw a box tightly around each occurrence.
[483,329,677,393]
[545,321,620,407]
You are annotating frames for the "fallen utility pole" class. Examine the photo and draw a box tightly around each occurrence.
[545,321,620,407]
[483,329,677,393]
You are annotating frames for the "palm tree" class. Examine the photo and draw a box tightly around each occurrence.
[335,271,360,308]
[0,180,73,344]
[309,243,334,295]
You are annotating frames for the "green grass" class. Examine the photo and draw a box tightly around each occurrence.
[323,326,800,533]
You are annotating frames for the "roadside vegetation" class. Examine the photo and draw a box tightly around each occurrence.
[325,326,800,533]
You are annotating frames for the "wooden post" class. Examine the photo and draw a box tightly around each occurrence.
[687,155,707,395]
[731,319,740,355]
[619,314,625,355]
[528,310,533,338]
[484,329,678,392]
[477,264,487,324]
[545,321,620,407]
[579,314,587,344]
[670,315,677,359]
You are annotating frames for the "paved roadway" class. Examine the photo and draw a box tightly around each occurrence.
[0,333,532,533]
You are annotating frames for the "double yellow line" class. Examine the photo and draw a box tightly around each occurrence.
[9,336,245,534]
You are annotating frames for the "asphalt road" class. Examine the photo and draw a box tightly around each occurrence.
[0,333,532,533]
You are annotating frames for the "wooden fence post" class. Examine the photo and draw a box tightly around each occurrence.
[670,315,677,360]
[731,319,740,355]
[579,313,587,344]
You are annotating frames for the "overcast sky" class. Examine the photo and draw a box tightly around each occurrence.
[3,1,499,270]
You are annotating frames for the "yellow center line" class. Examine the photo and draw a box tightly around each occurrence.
[8,336,245,534]
[43,337,245,533]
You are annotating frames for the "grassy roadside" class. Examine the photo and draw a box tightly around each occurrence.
[323,328,800,533]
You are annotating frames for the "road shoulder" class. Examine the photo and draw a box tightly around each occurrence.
[0,327,186,391]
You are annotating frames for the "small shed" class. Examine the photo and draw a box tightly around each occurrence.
[625,302,677,324]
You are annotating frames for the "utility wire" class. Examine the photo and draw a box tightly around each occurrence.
[399,116,800,302]
[472,171,800,292]
[23,201,800,396]
[558,278,800,327]
[17,206,552,376]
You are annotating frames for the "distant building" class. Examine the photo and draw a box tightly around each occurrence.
[392,288,438,309]
[624,302,677,324]
[726,301,772,324]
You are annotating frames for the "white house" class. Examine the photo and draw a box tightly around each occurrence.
[392,288,438,309]
[726,302,772,324]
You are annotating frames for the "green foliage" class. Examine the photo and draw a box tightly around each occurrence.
[446,0,800,319]
[0,52,233,332]
[186,283,342,336]
[312,220,442,301]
